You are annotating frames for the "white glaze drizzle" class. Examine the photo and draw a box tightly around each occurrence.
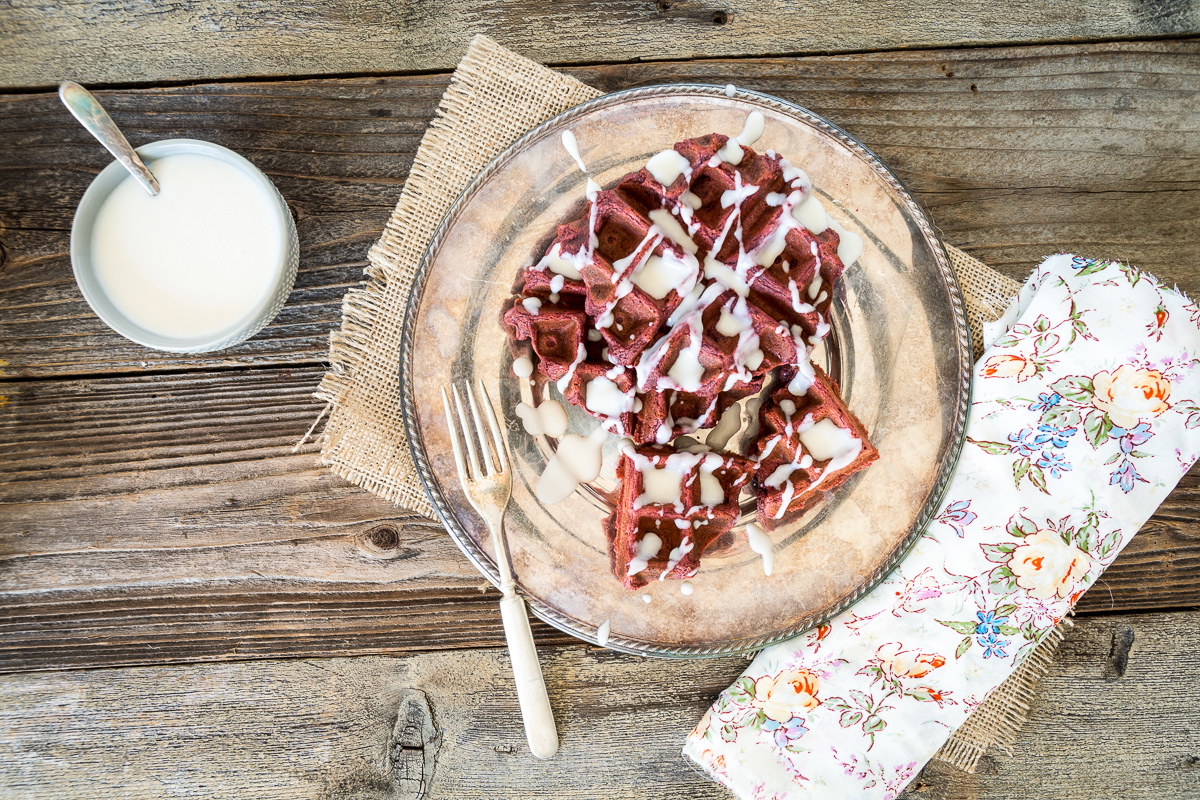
[738,111,765,147]
[596,618,611,645]
[511,355,533,378]
[762,407,818,518]
[826,214,864,267]
[532,242,583,281]
[648,208,700,255]
[515,398,569,439]
[761,397,864,518]
[627,530,663,576]
[659,533,694,579]
[620,440,740,515]
[632,252,697,301]
[562,129,587,173]
[555,342,588,395]
[637,465,685,508]
[585,375,637,424]
[746,521,774,576]
[808,269,823,300]
[704,403,743,451]
[535,425,608,505]
[714,111,765,166]
[792,192,828,234]
[646,149,692,187]
[698,465,725,506]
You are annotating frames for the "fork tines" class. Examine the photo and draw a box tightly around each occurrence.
[442,381,508,481]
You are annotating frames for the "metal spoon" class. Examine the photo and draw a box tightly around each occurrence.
[59,81,160,196]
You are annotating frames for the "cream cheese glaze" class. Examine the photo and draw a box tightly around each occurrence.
[528,112,864,495]
[506,114,876,590]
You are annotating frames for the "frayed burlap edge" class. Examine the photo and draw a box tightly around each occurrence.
[935,616,1074,771]
[949,246,1022,359]
[313,35,601,518]
[312,33,1056,772]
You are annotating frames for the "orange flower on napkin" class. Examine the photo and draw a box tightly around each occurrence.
[1008,528,1093,600]
[1090,365,1171,428]
[981,353,1038,382]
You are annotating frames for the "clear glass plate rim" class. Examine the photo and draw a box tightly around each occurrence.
[400,83,973,658]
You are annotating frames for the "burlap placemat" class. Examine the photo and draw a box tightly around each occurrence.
[314,34,1051,772]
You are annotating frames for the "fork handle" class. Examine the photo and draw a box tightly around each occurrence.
[499,591,560,759]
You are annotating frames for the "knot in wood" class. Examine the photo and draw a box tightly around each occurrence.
[368,524,400,550]
[357,524,413,560]
[1103,623,1135,680]
[391,689,441,800]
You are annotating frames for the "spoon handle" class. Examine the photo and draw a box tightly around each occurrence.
[59,81,159,196]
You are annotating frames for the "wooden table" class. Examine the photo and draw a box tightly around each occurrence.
[2,4,1199,798]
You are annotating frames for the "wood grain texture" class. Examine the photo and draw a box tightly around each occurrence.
[0,366,1197,672]
[574,41,1200,282]
[1,612,1198,799]
[1,0,1198,89]
[1,42,1197,378]
[0,366,578,673]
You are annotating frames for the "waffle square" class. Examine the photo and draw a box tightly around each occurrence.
[753,364,880,525]
[604,443,754,589]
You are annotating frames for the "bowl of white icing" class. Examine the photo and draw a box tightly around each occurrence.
[71,138,299,352]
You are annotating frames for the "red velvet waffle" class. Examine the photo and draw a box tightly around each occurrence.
[604,443,754,589]
[503,131,846,442]
[503,126,877,588]
[753,364,880,525]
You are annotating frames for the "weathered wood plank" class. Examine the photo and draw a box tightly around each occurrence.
[1,42,1197,378]
[0,366,1196,672]
[0,366,578,672]
[1,612,1197,799]
[2,0,1198,89]
[575,41,1200,283]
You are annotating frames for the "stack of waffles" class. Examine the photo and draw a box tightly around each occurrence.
[505,127,878,588]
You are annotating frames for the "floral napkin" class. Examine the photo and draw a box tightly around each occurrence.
[683,253,1200,799]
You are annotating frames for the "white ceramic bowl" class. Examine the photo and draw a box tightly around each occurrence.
[70,138,299,353]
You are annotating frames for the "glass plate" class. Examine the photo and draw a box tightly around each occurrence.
[401,85,970,657]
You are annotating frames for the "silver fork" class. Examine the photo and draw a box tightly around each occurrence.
[442,381,560,760]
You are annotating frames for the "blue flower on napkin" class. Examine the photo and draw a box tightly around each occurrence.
[1029,392,1062,412]
[1035,450,1072,478]
[1033,424,1077,449]
[973,610,1008,635]
[1106,423,1154,492]
[761,715,810,748]
[1113,422,1153,453]
[976,632,1010,659]
[935,500,977,538]
[1007,428,1042,458]
[1110,460,1148,493]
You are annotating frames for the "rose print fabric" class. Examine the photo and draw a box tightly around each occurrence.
[683,254,1200,799]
